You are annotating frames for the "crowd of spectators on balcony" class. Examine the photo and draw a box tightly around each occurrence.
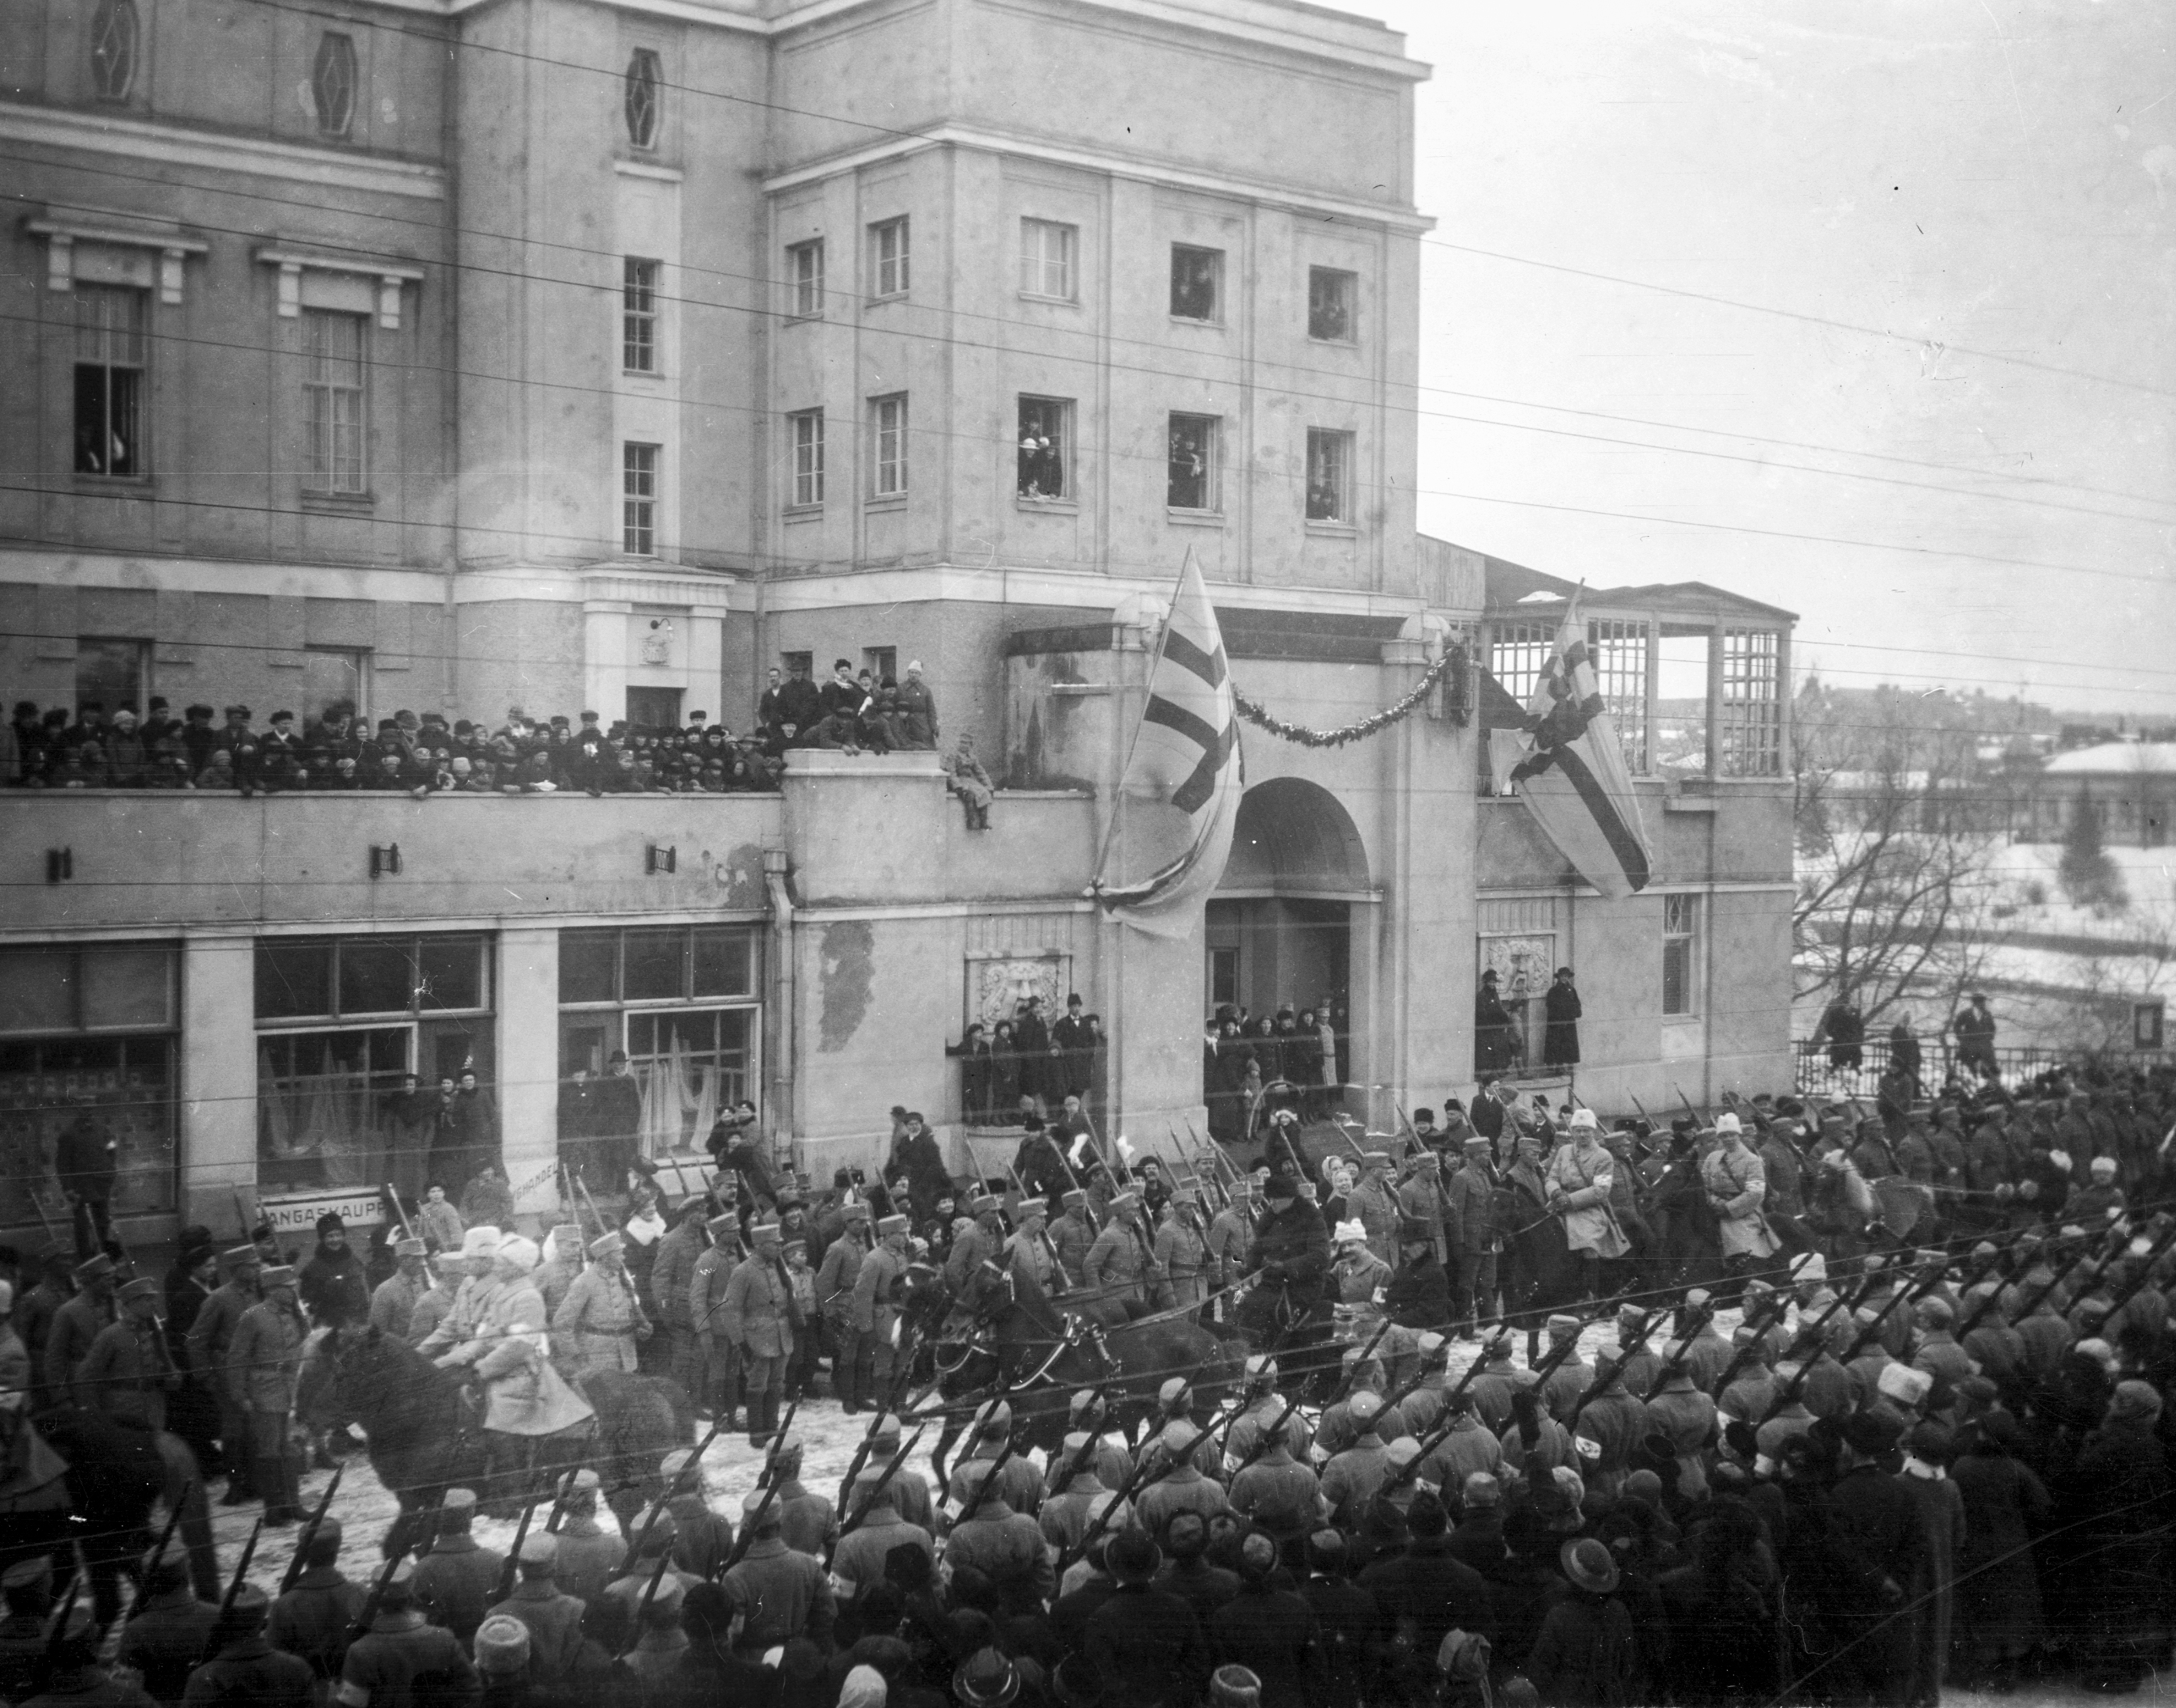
[2,658,945,796]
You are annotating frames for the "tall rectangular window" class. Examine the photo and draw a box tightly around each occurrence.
[863,645,896,684]
[870,217,909,299]
[622,442,658,554]
[1662,893,1700,1017]
[1587,618,1649,771]
[304,647,368,726]
[788,409,824,507]
[787,239,823,318]
[1167,412,1217,511]
[1305,427,1353,522]
[1020,219,1077,300]
[75,637,148,718]
[1720,628,1783,777]
[1308,266,1357,342]
[1017,396,1071,499]
[301,309,365,493]
[73,285,145,477]
[1170,245,1221,321]
[871,394,907,497]
[622,257,658,372]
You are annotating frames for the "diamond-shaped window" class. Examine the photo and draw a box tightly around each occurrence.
[313,33,357,138]
[624,49,661,149]
[90,0,138,100]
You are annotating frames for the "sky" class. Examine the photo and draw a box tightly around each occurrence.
[1372,0,2175,717]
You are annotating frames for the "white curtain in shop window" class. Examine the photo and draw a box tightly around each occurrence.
[259,1055,376,1187]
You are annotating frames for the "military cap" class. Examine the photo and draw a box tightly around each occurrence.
[877,1214,910,1237]
[117,1277,160,1306]
[260,1265,297,1288]
[393,1237,427,1258]
[588,1231,625,1260]
[72,1253,115,1283]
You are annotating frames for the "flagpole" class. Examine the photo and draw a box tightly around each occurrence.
[1090,548,1193,895]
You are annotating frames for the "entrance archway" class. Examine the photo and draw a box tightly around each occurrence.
[1206,779,1371,1097]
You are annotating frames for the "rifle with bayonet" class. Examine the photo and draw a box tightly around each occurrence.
[1056,1418,1173,1577]
[622,1417,728,1573]
[1706,1289,1793,1400]
[126,1480,194,1622]
[218,1518,263,1621]
[1044,1381,1118,1504]
[491,1488,552,1603]
[1567,1307,1660,1427]
[823,1423,928,1572]
[279,1465,344,1595]
[713,1397,802,1578]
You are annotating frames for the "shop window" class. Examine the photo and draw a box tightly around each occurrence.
[256,1026,409,1196]
[0,942,179,1231]
[625,1008,756,1152]
[254,935,490,1021]
[560,925,760,1005]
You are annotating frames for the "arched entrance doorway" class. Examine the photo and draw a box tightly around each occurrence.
[1206,779,1371,1102]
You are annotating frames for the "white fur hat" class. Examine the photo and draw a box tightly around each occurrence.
[1333,1219,1368,1248]
[459,1227,501,1261]
[1715,1112,1741,1135]
[495,1235,539,1273]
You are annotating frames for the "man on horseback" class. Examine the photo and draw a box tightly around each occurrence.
[431,1235,596,1500]
[1004,1200,1065,1298]
[1234,1175,1332,1387]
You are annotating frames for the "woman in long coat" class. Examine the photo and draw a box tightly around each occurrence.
[989,1020,1024,1124]
[1948,1412,2049,1686]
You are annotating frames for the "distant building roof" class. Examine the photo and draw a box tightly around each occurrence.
[2042,742,2176,777]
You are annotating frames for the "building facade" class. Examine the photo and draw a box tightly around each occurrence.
[1,0,1790,1247]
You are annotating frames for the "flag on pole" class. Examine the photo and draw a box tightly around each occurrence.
[1090,548,1243,938]
[1480,599,1653,899]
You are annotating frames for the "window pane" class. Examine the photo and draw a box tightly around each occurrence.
[1308,267,1355,341]
[622,257,658,372]
[1018,397,1068,499]
[1169,413,1214,510]
[255,940,333,1020]
[304,650,364,726]
[0,949,76,1035]
[256,1025,409,1197]
[79,946,173,1031]
[312,33,356,136]
[338,939,414,1015]
[1171,245,1219,320]
[1305,428,1351,522]
[1662,938,1691,1016]
[416,936,483,1011]
[624,49,661,147]
[74,637,145,719]
[692,929,751,997]
[559,930,620,1003]
[622,928,685,1000]
[90,0,138,99]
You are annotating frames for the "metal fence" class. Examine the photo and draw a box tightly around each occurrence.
[1793,1035,2166,1099]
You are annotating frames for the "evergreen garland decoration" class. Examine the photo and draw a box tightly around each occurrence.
[1231,644,1468,748]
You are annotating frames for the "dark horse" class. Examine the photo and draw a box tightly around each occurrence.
[0,1410,220,1623]
[321,1327,689,1551]
[929,1265,1241,1487]
[1498,1171,1584,1360]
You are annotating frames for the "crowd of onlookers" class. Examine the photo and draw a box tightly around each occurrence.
[3,658,948,796]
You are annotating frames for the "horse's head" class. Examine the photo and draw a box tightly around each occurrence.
[319,1323,442,1437]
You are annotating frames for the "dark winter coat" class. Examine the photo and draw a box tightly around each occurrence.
[1526,1589,1637,1708]
[1544,981,1583,1066]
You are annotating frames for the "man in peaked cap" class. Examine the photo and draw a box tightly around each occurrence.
[115,1555,219,1708]
[266,1514,366,1694]
[367,1239,432,1343]
[721,1486,836,1656]
[410,1490,503,1648]
[77,1275,179,1431]
[851,1216,914,1410]
[226,1264,308,1524]
[690,1211,747,1431]
[182,1583,315,1708]
[831,1462,936,1596]
[1050,1188,1099,1292]
[944,1459,1054,1614]
[551,1229,650,1379]
[336,1560,478,1708]
[721,1219,798,1448]
[188,1244,263,1504]
[545,1470,624,1607]
[531,1224,586,1321]
[482,1531,586,1678]
[1084,1189,1165,1312]
[43,1251,116,1404]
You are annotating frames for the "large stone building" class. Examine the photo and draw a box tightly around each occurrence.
[0,0,1791,1246]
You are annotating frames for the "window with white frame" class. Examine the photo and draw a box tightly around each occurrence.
[788,410,824,508]
[1662,893,1700,1017]
[787,239,823,318]
[624,50,661,149]
[622,442,658,554]
[1305,427,1353,522]
[1171,245,1221,321]
[1017,396,1071,499]
[301,309,365,493]
[1586,618,1649,772]
[870,395,907,496]
[1489,622,1554,707]
[870,218,909,299]
[89,0,138,99]
[1168,412,1217,511]
[312,33,357,137]
[1020,219,1077,301]
[1720,628,1783,777]
[622,257,658,372]
[73,285,145,478]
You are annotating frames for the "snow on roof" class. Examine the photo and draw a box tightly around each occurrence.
[2042,742,2176,777]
